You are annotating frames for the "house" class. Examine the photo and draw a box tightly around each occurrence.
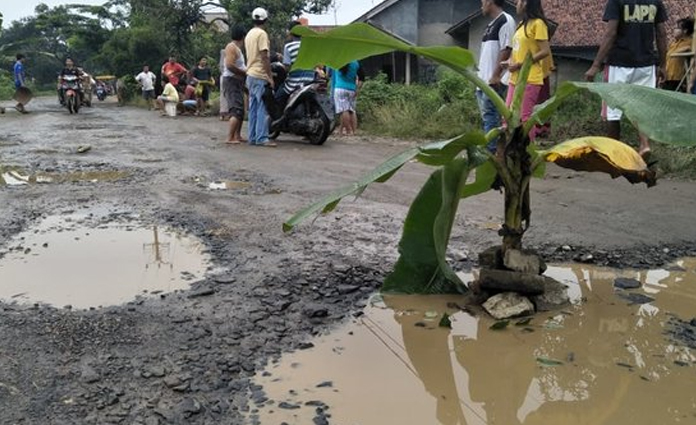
[354,0,694,83]
[354,0,517,83]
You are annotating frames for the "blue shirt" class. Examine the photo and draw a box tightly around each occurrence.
[14,61,25,88]
[333,61,360,91]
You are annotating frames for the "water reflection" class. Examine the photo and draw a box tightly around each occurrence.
[254,259,696,425]
[0,215,209,308]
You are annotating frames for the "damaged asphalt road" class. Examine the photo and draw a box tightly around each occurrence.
[1,98,696,424]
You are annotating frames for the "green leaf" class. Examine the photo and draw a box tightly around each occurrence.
[283,147,418,232]
[509,54,534,129]
[383,159,470,294]
[460,159,497,198]
[489,320,510,330]
[536,356,564,367]
[439,313,452,328]
[292,23,510,121]
[526,82,696,146]
[293,23,474,74]
[284,134,482,232]
[417,133,486,166]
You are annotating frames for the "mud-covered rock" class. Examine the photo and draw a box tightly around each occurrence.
[478,269,546,295]
[504,249,542,274]
[531,279,570,311]
[614,278,641,290]
[483,292,535,319]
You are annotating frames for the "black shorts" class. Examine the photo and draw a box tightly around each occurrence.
[142,90,155,100]
[200,86,210,102]
[223,76,245,120]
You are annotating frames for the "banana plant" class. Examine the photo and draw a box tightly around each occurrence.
[283,23,696,294]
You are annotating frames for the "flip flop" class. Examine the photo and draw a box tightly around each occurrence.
[258,141,277,148]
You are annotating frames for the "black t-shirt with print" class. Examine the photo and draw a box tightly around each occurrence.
[603,0,668,67]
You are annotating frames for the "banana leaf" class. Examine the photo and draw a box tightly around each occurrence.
[527,82,696,147]
[283,133,485,232]
[541,137,656,187]
[292,23,510,121]
[383,158,470,294]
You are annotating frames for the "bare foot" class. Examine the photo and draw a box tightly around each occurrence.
[225,140,242,145]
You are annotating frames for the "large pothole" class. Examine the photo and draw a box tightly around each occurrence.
[0,212,210,309]
[249,260,696,425]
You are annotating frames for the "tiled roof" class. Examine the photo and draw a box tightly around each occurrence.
[546,0,694,48]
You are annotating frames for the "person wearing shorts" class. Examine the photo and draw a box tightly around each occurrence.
[223,26,248,144]
[135,65,157,109]
[332,61,363,136]
[585,0,668,159]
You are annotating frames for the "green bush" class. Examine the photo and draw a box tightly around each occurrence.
[357,70,481,140]
[0,70,15,101]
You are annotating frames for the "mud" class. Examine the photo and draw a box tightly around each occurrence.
[0,97,696,424]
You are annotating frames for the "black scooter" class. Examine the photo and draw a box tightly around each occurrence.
[263,63,336,146]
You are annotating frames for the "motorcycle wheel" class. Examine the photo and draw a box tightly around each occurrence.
[67,97,75,114]
[308,114,331,146]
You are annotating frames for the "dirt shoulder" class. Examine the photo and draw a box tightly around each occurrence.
[0,98,695,424]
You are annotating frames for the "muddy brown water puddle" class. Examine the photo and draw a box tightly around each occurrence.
[252,260,696,425]
[0,167,130,186]
[0,214,210,308]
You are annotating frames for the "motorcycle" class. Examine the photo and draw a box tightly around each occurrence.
[96,84,107,101]
[60,75,83,114]
[263,62,336,146]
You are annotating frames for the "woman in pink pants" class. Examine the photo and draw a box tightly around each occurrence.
[502,0,551,141]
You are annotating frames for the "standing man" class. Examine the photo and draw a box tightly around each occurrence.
[135,65,157,110]
[13,54,28,113]
[223,26,248,144]
[476,0,516,153]
[245,7,275,147]
[191,57,214,115]
[585,0,668,160]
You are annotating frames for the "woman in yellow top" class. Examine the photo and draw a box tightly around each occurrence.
[502,0,551,140]
[664,17,694,92]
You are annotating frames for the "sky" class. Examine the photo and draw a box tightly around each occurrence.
[0,0,382,27]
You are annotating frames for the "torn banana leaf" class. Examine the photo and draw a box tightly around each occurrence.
[541,137,656,187]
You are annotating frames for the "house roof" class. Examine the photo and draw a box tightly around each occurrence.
[445,1,517,35]
[545,0,694,48]
[354,0,402,23]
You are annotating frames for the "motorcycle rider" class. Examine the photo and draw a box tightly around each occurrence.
[58,58,85,106]
[275,21,316,110]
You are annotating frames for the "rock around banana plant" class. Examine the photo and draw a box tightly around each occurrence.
[283,23,696,294]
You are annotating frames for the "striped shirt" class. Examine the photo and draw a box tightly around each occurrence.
[281,40,315,94]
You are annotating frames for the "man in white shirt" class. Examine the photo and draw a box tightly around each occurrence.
[135,65,157,110]
[476,0,515,152]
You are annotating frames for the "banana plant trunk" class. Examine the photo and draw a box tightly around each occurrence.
[501,127,532,253]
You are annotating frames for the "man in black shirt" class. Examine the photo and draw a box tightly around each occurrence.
[585,0,668,159]
[191,57,213,114]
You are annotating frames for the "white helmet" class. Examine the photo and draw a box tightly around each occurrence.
[252,7,269,21]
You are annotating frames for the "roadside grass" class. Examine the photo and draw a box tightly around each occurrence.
[358,74,696,179]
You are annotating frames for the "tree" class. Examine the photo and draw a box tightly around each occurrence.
[284,24,696,294]
[208,0,333,39]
